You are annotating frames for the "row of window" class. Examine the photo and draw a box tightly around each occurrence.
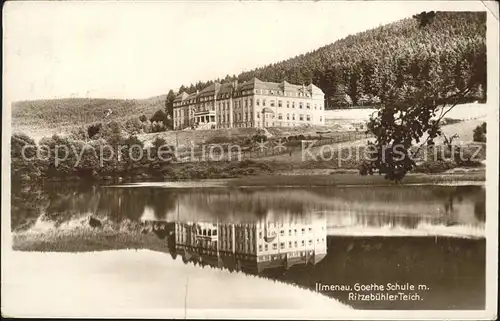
[262,221,319,228]
[217,89,254,100]
[255,99,322,110]
[220,240,233,249]
[215,99,253,110]
[197,228,217,237]
[258,227,316,239]
[259,113,320,122]
[235,228,254,239]
[214,121,327,129]
[254,89,313,98]
[219,227,233,237]
[174,100,254,116]
[257,251,315,262]
[258,238,325,252]
[219,122,255,128]
[258,89,311,98]
[174,107,213,117]
[175,95,323,109]
[199,96,210,102]
[174,102,324,119]
[236,242,254,252]
[174,88,317,107]
[219,112,253,122]
[204,112,322,123]
[175,119,325,129]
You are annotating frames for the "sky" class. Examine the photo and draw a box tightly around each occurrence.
[2,1,488,101]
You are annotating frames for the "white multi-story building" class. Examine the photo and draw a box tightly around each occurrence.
[174,213,327,273]
[172,77,325,130]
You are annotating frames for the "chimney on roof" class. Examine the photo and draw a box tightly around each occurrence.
[233,80,238,88]
[196,90,199,94]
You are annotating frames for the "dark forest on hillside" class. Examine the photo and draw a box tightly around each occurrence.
[168,11,486,112]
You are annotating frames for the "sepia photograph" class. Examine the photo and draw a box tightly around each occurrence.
[2,1,499,319]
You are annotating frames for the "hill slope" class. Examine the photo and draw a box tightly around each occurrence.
[11,11,486,139]
[11,96,166,139]
[180,11,486,106]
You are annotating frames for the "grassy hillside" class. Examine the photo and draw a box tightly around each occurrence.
[11,96,166,139]
[138,127,268,148]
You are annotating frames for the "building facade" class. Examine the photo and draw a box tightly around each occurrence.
[173,213,327,273]
[172,78,325,130]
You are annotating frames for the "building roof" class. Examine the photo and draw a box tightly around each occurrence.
[237,78,258,91]
[174,77,324,106]
[198,83,217,97]
[307,83,324,94]
[173,91,189,102]
[218,82,234,94]
[185,92,198,101]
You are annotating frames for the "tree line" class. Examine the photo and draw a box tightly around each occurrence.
[356,12,487,181]
[164,11,486,115]
[11,123,177,183]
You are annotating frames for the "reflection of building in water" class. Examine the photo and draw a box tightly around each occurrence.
[174,212,327,274]
[140,220,171,239]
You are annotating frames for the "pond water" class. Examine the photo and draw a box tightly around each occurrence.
[11,180,486,310]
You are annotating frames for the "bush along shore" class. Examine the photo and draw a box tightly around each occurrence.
[11,126,486,184]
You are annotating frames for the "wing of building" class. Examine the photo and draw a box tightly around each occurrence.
[172,78,325,130]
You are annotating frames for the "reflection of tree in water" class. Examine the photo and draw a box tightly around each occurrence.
[474,200,485,222]
[146,188,178,220]
[312,185,484,223]
[439,186,484,218]
[11,182,103,230]
[95,187,178,222]
[311,186,438,203]
[44,182,99,225]
[179,189,322,223]
[168,232,177,260]
[96,188,148,222]
[11,183,50,231]
[13,182,486,237]
[350,212,425,229]
[12,182,181,229]
[253,197,268,218]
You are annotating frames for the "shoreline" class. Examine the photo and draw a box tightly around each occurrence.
[25,167,486,188]
[12,227,485,254]
[225,170,485,187]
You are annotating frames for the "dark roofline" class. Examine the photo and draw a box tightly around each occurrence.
[174,77,324,105]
